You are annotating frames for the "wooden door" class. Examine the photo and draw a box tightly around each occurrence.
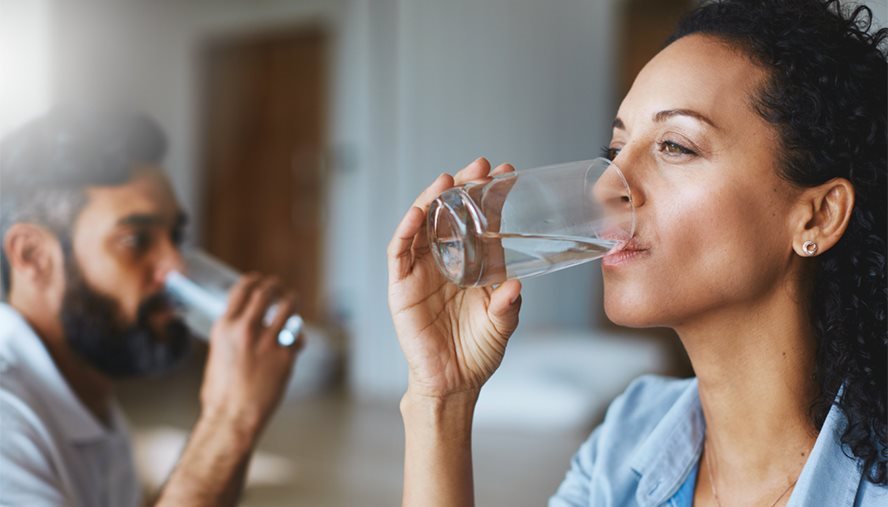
[200,27,327,322]
[618,0,695,98]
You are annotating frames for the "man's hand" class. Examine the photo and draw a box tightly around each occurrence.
[200,274,302,436]
[155,274,302,507]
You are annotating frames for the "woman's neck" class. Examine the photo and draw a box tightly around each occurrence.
[677,285,819,483]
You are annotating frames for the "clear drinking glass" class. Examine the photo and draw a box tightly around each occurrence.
[164,249,303,347]
[427,157,634,287]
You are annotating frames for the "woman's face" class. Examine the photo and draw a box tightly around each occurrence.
[602,34,804,329]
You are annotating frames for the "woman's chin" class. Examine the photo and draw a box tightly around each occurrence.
[603,293,661,328]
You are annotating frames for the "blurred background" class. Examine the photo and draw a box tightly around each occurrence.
[2,0,883,505]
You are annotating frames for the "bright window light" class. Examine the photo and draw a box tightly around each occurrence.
[0,0,53,137]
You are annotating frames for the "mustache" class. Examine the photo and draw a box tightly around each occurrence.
[136,292,176,321]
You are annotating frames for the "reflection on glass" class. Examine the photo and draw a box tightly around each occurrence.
[428,158,634,287]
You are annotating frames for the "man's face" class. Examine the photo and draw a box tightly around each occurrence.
[62,167,190,377]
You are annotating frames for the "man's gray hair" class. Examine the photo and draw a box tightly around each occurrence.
[0,107,166,297]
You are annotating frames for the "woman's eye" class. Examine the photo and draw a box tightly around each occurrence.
[659,140,696,156]
[600,145,621,160]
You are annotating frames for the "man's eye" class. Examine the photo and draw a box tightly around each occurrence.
[171,227,185,247]
[659,140,696,156]
[122,232,151,251]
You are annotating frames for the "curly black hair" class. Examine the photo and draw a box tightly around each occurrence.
[668,0,887,485]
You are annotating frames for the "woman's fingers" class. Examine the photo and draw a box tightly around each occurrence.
[391,170,461,282]
[487,279,522,338]
[411,172,455,210]
[406,157,496,216]
[490,162,515,176]
[388,158,500,285]
[453,157,491,186]
[388,206,427,284]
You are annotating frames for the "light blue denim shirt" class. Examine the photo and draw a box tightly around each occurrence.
[550,375,887,507]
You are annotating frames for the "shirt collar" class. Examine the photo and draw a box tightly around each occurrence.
[629,378,705,507]
[627,377,866,507]
[0,303,116,443]
[788,397,864,507]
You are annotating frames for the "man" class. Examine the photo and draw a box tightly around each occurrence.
[0,108,302,506]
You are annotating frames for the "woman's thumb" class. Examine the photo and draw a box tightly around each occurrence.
[487,279,522,337]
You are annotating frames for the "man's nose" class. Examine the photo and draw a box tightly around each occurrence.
[153,239,186,288]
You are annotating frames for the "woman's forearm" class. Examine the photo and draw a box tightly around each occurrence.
[400,389,479,507]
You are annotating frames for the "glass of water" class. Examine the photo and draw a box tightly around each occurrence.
[427,157,635,287]
[164,249,303,347]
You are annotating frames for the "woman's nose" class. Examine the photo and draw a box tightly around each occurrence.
[611,148,646,209]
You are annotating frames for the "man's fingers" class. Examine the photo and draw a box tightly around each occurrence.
[225,273,262,320]
[266,292,302,353]
[268,292,298,334]
[387,206,426,284]
[243,277,281,331]
[282,332,306,362]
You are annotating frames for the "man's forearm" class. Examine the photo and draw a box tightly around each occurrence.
[154,413,257,507]
[401,390,478,507]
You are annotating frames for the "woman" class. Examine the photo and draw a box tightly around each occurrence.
[387,0,886,505]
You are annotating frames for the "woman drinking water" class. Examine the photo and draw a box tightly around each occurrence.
[387,0,887,505]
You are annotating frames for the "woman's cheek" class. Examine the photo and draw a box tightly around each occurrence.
[602,184,749,326]
[672,184,785,304]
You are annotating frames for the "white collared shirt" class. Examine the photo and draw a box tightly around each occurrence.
[0,303,141,507]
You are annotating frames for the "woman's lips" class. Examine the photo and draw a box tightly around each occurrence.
[602,238,649,267]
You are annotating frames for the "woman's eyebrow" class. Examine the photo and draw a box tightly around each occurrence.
[611,109,721,132]
[653,109,720,130]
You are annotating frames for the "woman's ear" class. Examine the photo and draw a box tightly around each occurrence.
[3,223,64,292]
[791,178,855,257]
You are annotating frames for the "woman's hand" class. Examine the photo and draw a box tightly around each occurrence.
[388,157,523,401]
